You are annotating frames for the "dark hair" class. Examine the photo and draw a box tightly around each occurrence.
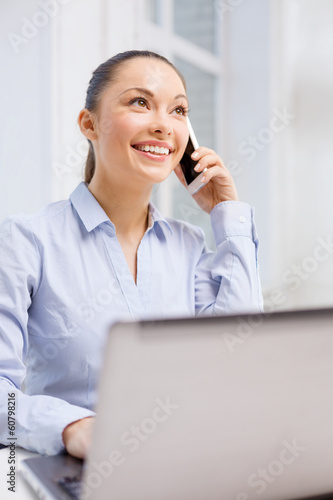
[83,50,186,184]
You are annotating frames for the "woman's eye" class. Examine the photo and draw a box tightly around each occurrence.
[173,106,187,116]
[131,98,147,108]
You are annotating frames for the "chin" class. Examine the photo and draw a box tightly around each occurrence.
[140,166,174,185]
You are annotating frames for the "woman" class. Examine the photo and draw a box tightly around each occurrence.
[0,50,262,459]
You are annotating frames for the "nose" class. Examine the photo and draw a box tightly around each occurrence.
[149,112,173,137]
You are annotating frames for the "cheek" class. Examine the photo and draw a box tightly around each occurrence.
[172,144,187,168]
[175,124,189,157]
[97,115,114,137]
[99,113,147,141]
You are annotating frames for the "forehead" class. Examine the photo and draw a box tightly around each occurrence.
[110,57,186,96]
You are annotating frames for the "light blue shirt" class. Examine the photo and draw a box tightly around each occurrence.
[0,182,262,455]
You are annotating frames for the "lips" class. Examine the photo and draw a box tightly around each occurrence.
[131,147,170,162]
[133,144,170,156]
[131,141,174,157]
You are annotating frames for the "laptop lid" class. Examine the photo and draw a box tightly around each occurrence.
[81,308,333,500]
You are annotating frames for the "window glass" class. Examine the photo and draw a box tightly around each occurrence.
[174,57,216,149]
[147,0,161,25]
[173,0,217,54]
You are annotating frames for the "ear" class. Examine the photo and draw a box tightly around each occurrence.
[77,109,98,141]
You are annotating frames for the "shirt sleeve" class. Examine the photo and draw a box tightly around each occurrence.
[194,201,263,315]
[0,216,95,456]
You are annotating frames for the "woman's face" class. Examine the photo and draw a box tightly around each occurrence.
[91,57,189,186]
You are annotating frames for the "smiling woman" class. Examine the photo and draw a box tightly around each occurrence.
[0,50,263,459]
[81,51,188,186]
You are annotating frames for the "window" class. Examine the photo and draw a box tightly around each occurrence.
[147,0,162,25]
[173,0,217,55]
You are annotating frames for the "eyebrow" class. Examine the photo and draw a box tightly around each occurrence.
[120,87,189,103]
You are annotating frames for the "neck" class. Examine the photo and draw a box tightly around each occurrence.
[88,174,153,240]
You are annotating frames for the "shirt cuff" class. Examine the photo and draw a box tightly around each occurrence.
[37,405,96,456]
[210,200,258,246]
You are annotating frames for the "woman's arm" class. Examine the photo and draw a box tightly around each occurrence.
[174,147,263,314]
[194,201,263,315]
[0,216,95,455]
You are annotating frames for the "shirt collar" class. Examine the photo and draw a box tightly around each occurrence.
[70,182,173,234]
[69,182,111,232]
[148,202,173,235]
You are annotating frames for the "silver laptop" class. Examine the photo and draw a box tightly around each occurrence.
[21,308,333,500]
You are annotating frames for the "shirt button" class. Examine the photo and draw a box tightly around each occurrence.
[239,215,246,223]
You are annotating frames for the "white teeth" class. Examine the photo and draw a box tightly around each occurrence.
[134,145,170,155]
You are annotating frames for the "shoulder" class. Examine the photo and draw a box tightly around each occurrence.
[0,199,72,245]
[1,198,71,224]
[23,198,71,225]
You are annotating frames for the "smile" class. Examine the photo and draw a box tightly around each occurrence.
[132,144,171,156]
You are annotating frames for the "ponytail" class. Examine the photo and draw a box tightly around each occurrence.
[84,141,95,184]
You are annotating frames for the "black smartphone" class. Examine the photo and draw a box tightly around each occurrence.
[179,117,208,195]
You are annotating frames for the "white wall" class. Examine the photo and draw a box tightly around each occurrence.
[0,0,53,219]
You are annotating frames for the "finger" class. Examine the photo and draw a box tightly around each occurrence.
[191,147,216,162]
[194,155,225,174]
[200,165,230,185]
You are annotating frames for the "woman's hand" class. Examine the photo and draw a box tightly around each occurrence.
[62,416,95,459]
[174,147,239,214]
